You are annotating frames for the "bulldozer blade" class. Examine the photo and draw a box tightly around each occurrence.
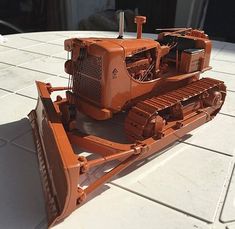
[28,82,80,228]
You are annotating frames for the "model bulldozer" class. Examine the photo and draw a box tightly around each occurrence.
[29,13,226,227]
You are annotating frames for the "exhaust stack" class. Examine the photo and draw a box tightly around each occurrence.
[118,11,125,39]
[135,16,146,39]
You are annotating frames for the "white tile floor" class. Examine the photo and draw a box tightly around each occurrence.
[221,166,235,223]
[0,31,234,229]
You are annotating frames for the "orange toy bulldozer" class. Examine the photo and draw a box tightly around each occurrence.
[28,13,226,227]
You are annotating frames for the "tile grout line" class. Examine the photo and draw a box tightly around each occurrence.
[227,89,235,93]
[210,70,235,76]
[0,71,68,101]
[0,129,36,154]
[219,112,235,118]
[213,59,235,64]
[11,141,36,154]
[18,47,66,60]
[9,128,37,154]
[15,93,37,101]
[14,74,57,92]
[15,65,59,77]
[0,88,15,99]
[178,140,233,157]
[21,36,63,47]
[0,138,8,148]
[212,43,227,59]
[0,62,15,68]
[0,86,37,101]
[59,75,69,79]
[34,217,47,229]
[10,72,63,100]
[10,128,32,142]
[1,45,234,77]
[0,43,66,64]
[0,44,21,51]
[0,87,15,93]
[0,42,44,51]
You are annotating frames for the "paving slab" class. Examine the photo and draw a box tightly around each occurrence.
[214,42,235,63]
[54,184,210,229]
[211,41,226,59]
[21,43,63,56]
[221,166,235,223]
[22,32,64,43]
[202,71,235,91]
[0,93,36,141]
[210,59,235,75]
[52,51,67,60]
[19,56,67,77]
[11,130,36,153]
[47,38,65,46]
[220,92,235,116]
[183,114,235,156]
[111,143,232,223]
[0,49,44,66]
[0,66,52,92]
[17,76,68,100]
[0,35,39,48]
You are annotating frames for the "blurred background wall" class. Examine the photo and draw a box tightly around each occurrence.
[0,0,234,42]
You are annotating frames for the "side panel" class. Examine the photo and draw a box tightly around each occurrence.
[102,47,131,111]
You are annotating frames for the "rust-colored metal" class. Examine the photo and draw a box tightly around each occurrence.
[28,14,226,228]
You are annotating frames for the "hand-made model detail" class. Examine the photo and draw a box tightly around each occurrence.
[28,13,226,227]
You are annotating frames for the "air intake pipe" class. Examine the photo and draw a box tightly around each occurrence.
[135,16,146,39]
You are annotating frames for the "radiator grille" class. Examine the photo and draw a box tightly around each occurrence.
[73,55,102,104]
[80,55,102,80]
[76,74,102,103]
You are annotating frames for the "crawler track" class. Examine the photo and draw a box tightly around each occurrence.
[125,78,226,141]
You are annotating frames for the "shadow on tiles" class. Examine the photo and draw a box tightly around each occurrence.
[0,118,192,229]
[0,118,47,229]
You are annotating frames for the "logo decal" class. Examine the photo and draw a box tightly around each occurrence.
[112,68,118,79]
